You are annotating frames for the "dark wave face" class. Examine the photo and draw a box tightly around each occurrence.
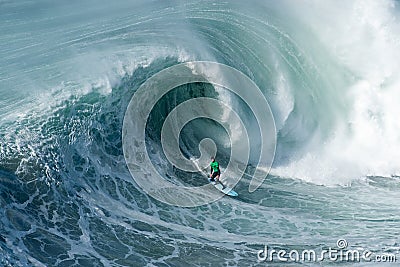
[1,0,400,266]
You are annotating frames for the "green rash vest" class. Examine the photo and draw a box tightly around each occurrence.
[210,161,219,172]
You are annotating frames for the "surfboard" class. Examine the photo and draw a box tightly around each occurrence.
[208,178,238,197]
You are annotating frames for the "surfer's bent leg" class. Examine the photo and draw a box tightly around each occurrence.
[211,171,220,181]
[215,170,221,182]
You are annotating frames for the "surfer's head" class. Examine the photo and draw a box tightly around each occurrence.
[211,156,215,162]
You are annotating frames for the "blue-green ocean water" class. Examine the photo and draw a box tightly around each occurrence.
[1,0,400,266]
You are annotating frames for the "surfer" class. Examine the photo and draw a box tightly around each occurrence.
[209,156,221,182]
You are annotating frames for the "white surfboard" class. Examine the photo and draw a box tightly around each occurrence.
[208,178,238,197]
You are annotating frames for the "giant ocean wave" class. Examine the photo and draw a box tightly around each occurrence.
[1,0,400,266]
